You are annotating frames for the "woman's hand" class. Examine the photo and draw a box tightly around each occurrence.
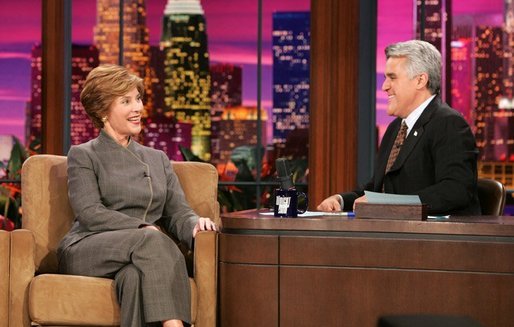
[141,225,160,231]
[192,217,217,237]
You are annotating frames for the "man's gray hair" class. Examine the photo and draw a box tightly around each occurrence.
[385,40,441,94]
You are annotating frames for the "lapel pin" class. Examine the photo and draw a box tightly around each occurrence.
[414,131,418,137]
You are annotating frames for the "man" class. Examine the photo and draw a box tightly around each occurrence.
[317,40,481,215]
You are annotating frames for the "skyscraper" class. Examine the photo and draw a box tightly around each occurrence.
[70,46,101,145]
[462,6,514,189]
[272,11,310,146]
[497,0,514,160]
[27,44,42,147]
[28,44,99,147]
[210,63,242,119]
[210,63,242,164]
[161,0,211,161]
[143,114,192,161]
[415,0,451,99]
[451,20,474,127]
[94,0,153,116]
[472,2,514,163]
[149,45,166,115]
[217,106,268,164]
[474,26,503,161]
[451,38,473,124]
[500,0,514,105]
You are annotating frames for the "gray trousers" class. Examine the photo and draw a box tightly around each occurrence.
[58,228,191,326]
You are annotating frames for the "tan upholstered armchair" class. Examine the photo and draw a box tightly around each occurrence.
[7,155,219,327]
[1,230,9,327]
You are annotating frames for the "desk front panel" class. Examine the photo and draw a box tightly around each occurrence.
[219,263,278,327]
[219,234,278,265]
[278,234,514,326]
[219,233,280,326]
[219,213,514,327]
[280,234,514,273]
[280,266,514,327]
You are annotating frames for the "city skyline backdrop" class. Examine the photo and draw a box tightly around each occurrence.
[0,0,505,144]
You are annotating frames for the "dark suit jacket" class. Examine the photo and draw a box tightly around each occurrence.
[341,96,481,215]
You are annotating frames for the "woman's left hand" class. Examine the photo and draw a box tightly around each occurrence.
[192,217,217,237]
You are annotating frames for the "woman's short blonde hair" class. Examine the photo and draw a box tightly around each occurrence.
[80,64,144,129]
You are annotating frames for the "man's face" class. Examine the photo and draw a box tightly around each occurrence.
[381,57,419,118]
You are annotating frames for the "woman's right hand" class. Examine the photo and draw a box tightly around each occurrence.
[192,217,217,237]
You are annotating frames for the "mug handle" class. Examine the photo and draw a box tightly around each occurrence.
[297,191,308,214]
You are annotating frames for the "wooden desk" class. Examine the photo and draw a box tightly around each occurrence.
[219,210,514,327]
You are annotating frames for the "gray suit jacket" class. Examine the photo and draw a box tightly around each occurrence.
[58,131,198,253]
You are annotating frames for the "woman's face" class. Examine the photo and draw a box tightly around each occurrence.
[103,87,143,145]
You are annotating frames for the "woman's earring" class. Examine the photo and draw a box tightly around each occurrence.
[101,116,108,123]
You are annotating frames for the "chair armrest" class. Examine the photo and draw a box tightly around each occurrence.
[0,231,9,327]
[193,231,218,327]
[9,229,36,327]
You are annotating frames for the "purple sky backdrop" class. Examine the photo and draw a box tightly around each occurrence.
[375,0,504,137]
[0,0,505,144]
[71,0,310,114]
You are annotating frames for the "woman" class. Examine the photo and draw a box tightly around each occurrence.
[57,64,217,327]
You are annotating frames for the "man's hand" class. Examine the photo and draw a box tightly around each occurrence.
[193,217,217,237]
[317,195,342,211]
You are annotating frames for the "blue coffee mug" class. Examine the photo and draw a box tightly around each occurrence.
[273,188,308,218]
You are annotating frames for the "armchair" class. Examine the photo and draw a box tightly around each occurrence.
[8,155,219,326]
[1,230,9,327]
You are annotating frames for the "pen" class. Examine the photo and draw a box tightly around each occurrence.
[324,211,355,217]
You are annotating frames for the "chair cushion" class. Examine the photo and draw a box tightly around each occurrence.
[29,274,197,326]
[29,274,120,326]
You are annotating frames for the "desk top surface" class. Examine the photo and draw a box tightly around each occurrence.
[221,209,514,237]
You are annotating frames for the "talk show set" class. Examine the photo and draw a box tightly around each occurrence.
[1,0,514,326]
